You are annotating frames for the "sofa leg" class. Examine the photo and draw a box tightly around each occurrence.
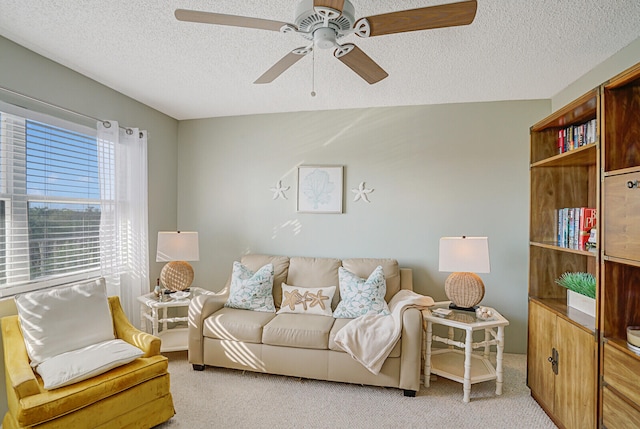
[403,390,416,397]
[192,364,205,371]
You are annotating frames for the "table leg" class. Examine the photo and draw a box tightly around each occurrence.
[496,326,505,395]
[151,307,159,335]
[463,328,473,402]
[162,307,168,332]
[484,329,490,359]
[448,326,455,349]
[425,320,433,387]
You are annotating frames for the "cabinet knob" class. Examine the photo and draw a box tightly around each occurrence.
[627,180,639,189]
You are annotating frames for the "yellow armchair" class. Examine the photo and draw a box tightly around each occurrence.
[2,296,174,429]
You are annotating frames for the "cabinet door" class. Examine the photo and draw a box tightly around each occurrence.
[603,172,640,261]
[528,301,556,414]
[555,316,597,429]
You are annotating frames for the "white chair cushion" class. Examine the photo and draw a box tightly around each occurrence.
[15,278,115,367]
[35,339,143,389]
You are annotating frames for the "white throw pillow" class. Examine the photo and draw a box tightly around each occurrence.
[15,278,115,367]
[333,266,391,318]
[277,283,336,316]
[224,262,276,312]
[36,339,143,389]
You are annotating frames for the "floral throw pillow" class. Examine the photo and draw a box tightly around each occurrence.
[224,262,275,312]
[277,283,336,316]
[333,265,391,318]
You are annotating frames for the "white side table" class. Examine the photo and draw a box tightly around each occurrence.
[422,301,509,402]
[137,287,212,352]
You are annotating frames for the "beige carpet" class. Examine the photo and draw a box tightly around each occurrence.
[156,351,556,428]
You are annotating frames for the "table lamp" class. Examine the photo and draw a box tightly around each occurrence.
[439,236,490,311]
[156,231,199,291]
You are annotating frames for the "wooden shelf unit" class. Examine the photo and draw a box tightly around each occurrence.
[527,60,640,429]
[528,88,599,429]
[600,62,640,428]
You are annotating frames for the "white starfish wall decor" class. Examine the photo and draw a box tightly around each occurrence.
[352,182,374,203]
[270,181,290,200]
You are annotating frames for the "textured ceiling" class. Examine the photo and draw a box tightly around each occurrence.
[1,0,640,120]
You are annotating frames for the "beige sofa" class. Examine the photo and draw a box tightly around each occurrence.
[188,254,424,396]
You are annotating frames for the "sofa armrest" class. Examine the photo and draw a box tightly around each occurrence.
[188,291,228,365]
[1,316,40,399]
[398,307,423,393]
[108,296,160,358]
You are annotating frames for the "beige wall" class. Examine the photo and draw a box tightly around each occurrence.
[177,100,549,354]
[0,36,179,417]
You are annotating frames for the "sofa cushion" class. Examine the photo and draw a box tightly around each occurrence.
[277,283,336,316]
[224,262,276,312]
[240,254,290,308]
[36,339,144,389]
[262,313,335,350]
[334,266,391,318]
[287,257,342,309]
[342,258,401,303]
[327,318,352,351]
[15,278,115,367]
[203,307,276,344]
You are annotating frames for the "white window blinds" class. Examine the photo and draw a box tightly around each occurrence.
[0,105,107,296]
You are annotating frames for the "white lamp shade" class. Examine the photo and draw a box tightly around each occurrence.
[439,236,490,273]
[156,231,199,262]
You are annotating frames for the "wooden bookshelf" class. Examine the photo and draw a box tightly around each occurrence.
[527,60,640,429]
[600,61,640,427]
[528,87,599,429]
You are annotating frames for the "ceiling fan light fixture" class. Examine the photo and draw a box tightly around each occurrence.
[313,27,338,49]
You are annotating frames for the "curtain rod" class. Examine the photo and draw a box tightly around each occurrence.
[0,85,135,134]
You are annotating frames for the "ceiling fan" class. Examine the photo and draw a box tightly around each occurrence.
[175,0,477,85]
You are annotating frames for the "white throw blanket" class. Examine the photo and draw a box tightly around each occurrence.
[333,290,434,375]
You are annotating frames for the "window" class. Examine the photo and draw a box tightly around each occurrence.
[0,103,105,296]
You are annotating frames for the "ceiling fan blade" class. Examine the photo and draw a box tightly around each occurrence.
[355,0,477,37]
[254,48,311,84]
[334,44,388,85]
[175,9,294,32]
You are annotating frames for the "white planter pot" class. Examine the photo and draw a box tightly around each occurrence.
[567,290,596,317]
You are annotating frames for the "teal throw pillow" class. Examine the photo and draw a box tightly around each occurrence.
[224,262,276,312]
[333,265,391,318]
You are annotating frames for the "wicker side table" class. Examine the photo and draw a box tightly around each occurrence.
[422,301,509,402]
[137,287,213,352]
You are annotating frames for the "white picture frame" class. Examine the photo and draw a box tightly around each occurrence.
[297,165,343,214]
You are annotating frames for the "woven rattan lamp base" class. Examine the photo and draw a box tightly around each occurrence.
[160,261,194,291]
[444,272,485,309]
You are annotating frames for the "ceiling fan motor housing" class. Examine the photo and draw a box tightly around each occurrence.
[294,0,355,38]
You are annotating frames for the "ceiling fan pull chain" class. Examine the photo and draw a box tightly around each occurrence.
[311,48,317,97]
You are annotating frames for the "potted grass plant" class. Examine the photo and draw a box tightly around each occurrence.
[555,272,596,317]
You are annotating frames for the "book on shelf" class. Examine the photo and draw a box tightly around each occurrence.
[579,208,597,249]
[557,119,597,154]
[556,207,597,250]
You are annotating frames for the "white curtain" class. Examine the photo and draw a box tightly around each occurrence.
[97,121,149,327]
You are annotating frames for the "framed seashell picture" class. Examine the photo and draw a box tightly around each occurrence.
[297,165,343,214]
